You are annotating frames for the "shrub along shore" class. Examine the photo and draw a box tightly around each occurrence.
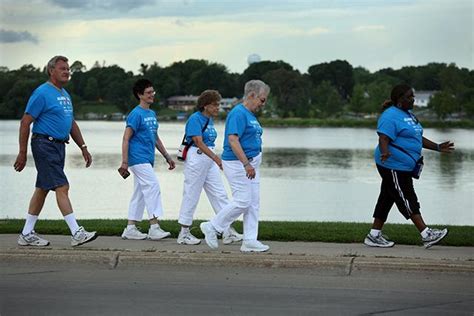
[1,219,472,247]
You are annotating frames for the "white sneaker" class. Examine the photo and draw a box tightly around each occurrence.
[364,233,395,248]
[200,222,218,249]
[71,226,97,247]
[177,230,201,245]
[223,226,243,244]
[422,228,448,249]
[121,226,147,240]
[147,225,171,240]
[18,231,50,247]
[240,240,269,252]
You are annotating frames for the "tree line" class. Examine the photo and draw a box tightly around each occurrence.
[0,59,472,120]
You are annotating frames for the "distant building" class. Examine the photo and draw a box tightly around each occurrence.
[219,97,240,112]
[167,95,198,111]
[414,90,437,108]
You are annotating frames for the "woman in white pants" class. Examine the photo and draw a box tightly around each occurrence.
[200,80,270,252]
[118,79,176,241]
[177,90,243,245]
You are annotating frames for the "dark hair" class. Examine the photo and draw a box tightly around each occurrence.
[382,83,412,110]
[197,90,221,111]
[133,79,153,100]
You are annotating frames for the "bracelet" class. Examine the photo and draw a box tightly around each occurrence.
[436,144,440,151]
[243,161,250,167]
[80,144,87,149]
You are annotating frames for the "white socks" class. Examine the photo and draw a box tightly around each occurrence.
[127,224,136,230]
[180,227,190,234]
[22,214,39,235]
[150,223,159,230]
[370,229,381,237]
[421,227,430,238]
[64,213,80,235]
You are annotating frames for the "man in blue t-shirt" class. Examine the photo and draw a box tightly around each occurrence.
[14,55,97,247]
[119,79,176,241]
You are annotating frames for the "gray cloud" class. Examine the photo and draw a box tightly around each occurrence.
[48,0,156,11]
[0,29,38,44]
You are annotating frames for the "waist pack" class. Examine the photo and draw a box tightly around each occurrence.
[391,143,424,179]
[177,118,209,162]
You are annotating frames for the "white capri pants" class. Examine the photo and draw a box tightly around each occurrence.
[178,147,229,226]
[211,153,262,241]
[128,163,165,221]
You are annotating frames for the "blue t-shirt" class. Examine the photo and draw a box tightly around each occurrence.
[25,82,74,140]
[126,105,159,167]
[375,106,423,171]
[185,111,216,147]
[222,104,263,161]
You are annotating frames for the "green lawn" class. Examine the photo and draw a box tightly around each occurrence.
[1,219,472,247]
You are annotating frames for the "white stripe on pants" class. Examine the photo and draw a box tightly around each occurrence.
[128,163,164,221]
[211,153,261,241]
[178,147,229,226]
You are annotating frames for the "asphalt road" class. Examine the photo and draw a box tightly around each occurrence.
[0,259,472,316]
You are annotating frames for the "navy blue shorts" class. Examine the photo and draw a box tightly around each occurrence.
[31,137,69,190]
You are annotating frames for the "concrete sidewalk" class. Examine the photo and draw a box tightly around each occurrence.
[0,234,472,274]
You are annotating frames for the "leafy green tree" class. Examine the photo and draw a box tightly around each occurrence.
[70,60,86,73]
[311,81,345,117]
[349,84,368,113]
[240,60,293,88]
[84,77,99,101]
[429,91,458,119]
[308,60,354,100]
[262,68,311,118]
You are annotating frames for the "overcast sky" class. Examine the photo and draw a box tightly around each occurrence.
[0,0,472,74]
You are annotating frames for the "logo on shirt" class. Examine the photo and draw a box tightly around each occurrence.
[57,96,73,115]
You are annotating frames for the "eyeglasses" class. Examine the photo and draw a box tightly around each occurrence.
[144,90,156,96]
[259,97,266,104]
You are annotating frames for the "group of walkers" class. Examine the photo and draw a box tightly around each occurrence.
[14,55,454,252]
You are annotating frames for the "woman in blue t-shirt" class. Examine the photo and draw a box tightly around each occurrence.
[364,84,455,248]
[177,90,243,245]
[118,79,176,241]
[200,80,271,252]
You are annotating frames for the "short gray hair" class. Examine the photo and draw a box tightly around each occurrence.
[46,55,68,76]
[243,80,270,99]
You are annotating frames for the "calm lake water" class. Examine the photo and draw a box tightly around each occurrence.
[0,120,473,225]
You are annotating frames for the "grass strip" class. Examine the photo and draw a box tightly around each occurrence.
[1,219,472,247]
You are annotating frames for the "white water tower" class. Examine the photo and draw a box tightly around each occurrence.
[247,53,261,65]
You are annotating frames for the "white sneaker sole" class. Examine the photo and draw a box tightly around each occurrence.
[17,240,50,247]
[147,232,171,241]
[177,239,201,245]
[240,245,270,252]
[121,235,147,240]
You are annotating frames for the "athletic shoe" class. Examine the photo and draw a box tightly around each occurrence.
[422,228,448,249]
[177,230,201,245]
[121,226,147,240]
[364,233,395,248]
[200,222,218,249]
[222,226,243,244]
[147,225,171,240]
[17,231,50,247]
[240,240,270,252]
[71,227,98,247]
